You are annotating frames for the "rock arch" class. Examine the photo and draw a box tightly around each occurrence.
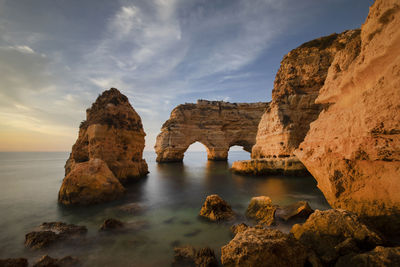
[155,100,268,162]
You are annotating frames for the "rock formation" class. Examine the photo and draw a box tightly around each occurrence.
[33,255,79,267]
[295,0,400,231]
[59,88,148,205]
[99,218,124,231]
[275,201,314,221]
[199,194,235,221]
[335,246,400,267]
[155,100,268,162]
[232,29,361,175]
[246,196,277,226]
[172,246,218,267]
[0,258,28,267]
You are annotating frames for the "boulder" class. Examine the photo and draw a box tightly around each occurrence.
[58,159,125,206]
[0,258,28,267]
[199,195,234,221]
[276,201,314,221]
[33,255,79,267]
[221,228,310,267]
[295,0,400,234]
[335,246,400,267]
[291,209,383,264]
[230,223,249,236]
[246,196,277,226]
[99,218,124,231]
[172,246,218,267]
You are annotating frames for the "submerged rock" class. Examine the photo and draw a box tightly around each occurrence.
[0,258,28,267]
[275,201,314,221]
[199,194,234,221]
[117,203,143,215]
[172,246,218,267]
[221,228,310,267]
[99,218,124,231]
[291,209,383,264]
[246,196,277,226]
[335,246,400,267]
[25,222,87,249]
[33,255,79,267]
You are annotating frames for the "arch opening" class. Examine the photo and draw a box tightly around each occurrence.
[228,145,251,161]
[183,141,209,163]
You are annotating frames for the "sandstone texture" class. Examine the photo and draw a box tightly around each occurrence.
[233,29,361,175]
[199,194,235,221]
[172,246,218,267]
[155,100,268,162]
[295,0,400,231]
[275,201,314,221]
[291,209,383,264]
[335,246,400,267]
[59,88,148,205]
[246,196,277,226]
[221,228,310,267]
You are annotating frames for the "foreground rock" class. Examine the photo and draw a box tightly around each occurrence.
[275,201,314,221]
[335,246,400,267]
[172,246,218,267]
[99,218,124,231]
[59,88,148,205]
[25,222,87,249]
[155,100,268,162]
[291,209,383,264]
[199,195,234,221]
[233,29,360,175]
[33,255,79,267]
[0,258,28,267]
[295,0,400,233]
[221,228,311,267]
[246,196,276,226]
[230,223,249,236]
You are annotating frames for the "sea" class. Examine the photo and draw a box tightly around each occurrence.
[0,151,330,266]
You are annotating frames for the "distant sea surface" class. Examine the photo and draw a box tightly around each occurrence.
[0,151,330,266]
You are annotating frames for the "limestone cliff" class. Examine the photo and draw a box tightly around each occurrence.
[59,88,148,205]
[295,0,400,231]
[233,30,361,175]
[155,100,268,162]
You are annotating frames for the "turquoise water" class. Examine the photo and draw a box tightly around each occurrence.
[0,151,330,266]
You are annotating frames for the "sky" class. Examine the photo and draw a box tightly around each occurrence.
[0,0,373,152]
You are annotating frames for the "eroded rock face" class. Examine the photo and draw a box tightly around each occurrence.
[199,194,235,221]
[221,228,310,267]
[295,0,400,231]
[155,100,268,162]
[172,246,218,267]
[335,246,400,267]
[59,88,148,205]
[232,30,361,175]
[246,196,277,226]
[291,209,383,264]
[275,201,314,221]
[0,258,28,267]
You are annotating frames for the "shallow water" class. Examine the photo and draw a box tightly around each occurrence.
[0,151,330,266]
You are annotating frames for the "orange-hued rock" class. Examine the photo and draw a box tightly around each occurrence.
[232,30,361,175]
[199,194,235,221]
[155,100,268,162]
[58,159,125,205]
[295,0,400,231]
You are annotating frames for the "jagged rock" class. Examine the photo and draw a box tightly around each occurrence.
[155,100,268,162]
[58,159,125,205]
[199,194,234,221]
[230,223,248,236]
[0,258,28,267]
[33,255,79,267]
[335,246,400,267]
[295,0,400,233]
[232,29,361,175]
[172,246,218,267]
[291,209,383,264]
[59,88,148,205]
[221,228,310,267]
[25,222,87,249]
[99,218,124,231]
[276,201,314,221]
[246,196,277,226]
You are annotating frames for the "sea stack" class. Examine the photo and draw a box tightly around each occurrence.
[58,88,148,205]
[295,0,400,232]
[232,29,361,175]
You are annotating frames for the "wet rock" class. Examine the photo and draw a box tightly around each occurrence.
[221,228,310,267]
[99,218,124,231]
[33,255,79,267]
[0,258,28,267]
[230,223,249,236]
[25,222,87,249]
[335,246,400,267]
[199,194,234,221]
[291,209,383,264]
[117,203,143,215]
[246,196,277,226]
[172,246,218,267]
[275,201,314,221]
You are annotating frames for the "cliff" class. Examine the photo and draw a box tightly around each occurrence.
[155,100,268,162]
[295,0,400,231]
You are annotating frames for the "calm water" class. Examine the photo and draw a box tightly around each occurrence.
[0,151,330,266]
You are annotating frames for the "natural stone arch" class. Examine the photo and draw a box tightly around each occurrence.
[155,100,268,162]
